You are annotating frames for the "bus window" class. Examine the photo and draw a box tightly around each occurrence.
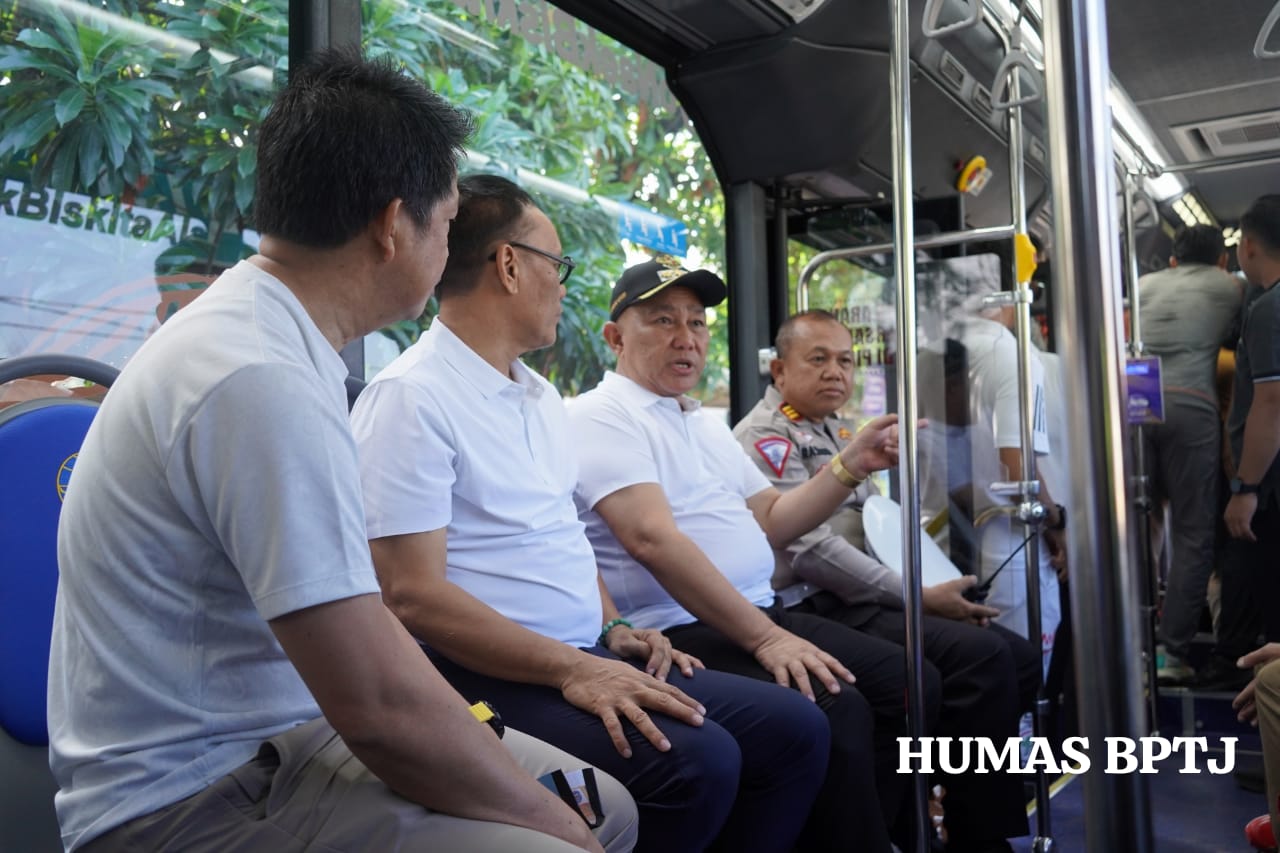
[360,1,727,402]
[0,0,286,368]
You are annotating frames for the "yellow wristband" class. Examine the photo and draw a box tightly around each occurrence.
[828,453,862,489]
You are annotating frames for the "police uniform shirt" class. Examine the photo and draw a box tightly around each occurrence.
[733,384,903,614]
[351,317,602,649]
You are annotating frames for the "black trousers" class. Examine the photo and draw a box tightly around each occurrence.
[1216,495,1280,660]
[666,603,941,853]
[792,591,1038,847]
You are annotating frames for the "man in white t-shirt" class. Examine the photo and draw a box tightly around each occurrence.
[570,260,941,853]
[48,50,630,853]
[955,266,1065,671]
[350,175,830,853]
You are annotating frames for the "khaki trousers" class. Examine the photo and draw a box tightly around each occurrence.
[1257,660,1280,839]
[79,719,637,852]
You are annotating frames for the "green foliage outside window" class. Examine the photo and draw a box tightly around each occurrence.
[0,0,728,399]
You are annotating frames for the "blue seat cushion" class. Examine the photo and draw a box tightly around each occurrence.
[0,399,99,746]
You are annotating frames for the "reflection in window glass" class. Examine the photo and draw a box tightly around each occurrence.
[0,0,286,368]
[362,1,726,399]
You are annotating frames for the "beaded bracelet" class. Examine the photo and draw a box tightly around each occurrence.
[598,617,633,646]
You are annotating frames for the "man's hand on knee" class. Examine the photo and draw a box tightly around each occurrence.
[558,654,707,757]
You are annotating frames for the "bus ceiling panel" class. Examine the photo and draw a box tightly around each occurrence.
[670,38,889,186]
[1194,163,1280,225]
[846,68,1048,230]
[548,0,838,66]
[1106,0,1277,106]
[674,42,1045,232]
[1106,0,1280,222]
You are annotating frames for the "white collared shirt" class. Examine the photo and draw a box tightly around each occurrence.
[351,317,601,648]
[570,371,776,631]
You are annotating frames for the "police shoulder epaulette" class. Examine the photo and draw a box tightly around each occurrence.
[779,402,802,422]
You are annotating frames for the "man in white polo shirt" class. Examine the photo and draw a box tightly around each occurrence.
[350,175,830,853]
[569,259,941,853]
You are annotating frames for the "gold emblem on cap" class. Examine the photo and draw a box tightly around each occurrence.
[653,254,688,284]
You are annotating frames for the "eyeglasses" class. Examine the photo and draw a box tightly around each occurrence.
[490,240,576,284]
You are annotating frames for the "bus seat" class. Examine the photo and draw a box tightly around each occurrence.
[0,355,119,852]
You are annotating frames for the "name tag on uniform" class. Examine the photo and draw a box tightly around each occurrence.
[1125,356,1164,424]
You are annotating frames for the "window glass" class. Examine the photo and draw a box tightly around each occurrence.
[0,0,286,369]
[362,1,727,401]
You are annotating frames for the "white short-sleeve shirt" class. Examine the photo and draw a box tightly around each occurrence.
[49,261,380,850]
[351,318,601,648]
[958,316,1059,657]
[570,371,777,631]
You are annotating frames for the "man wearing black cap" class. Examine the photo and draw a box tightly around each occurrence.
[569,260,937,853]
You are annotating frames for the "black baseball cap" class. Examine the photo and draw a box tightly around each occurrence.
[608,257,727,321]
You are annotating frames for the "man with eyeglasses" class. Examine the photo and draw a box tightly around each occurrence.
[350,174,830,853]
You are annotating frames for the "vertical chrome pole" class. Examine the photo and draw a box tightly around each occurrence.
[1123,171,1161,730]
[1006,68,1055,851]
[1042,0,1155,849]
[889,0,928,850]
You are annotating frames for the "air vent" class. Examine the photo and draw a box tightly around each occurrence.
[937,50,967,93]
[1172,109,1280,160]
[971,84,992,116]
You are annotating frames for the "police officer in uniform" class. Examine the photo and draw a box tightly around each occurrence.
[734,309,1041,853]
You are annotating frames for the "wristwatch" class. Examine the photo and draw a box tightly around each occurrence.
[1230,477,1261,495]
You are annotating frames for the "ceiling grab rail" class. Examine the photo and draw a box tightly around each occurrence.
[887,0,929,849]
[1255,0,1280,58]
[1043,0,1155,848]
[795,224,1017,310]
[921,0,981,38]
[991,30,1044,110]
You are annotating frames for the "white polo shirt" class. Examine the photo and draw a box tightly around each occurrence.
[570,371,777,631]
[351,318,601,649]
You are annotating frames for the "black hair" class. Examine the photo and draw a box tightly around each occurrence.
[1241,195,1280,256]
[435,174,539,299]
[774,309,848,360]
[1171,224,1224,266]
[253,46,473,248]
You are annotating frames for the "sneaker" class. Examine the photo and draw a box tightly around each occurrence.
[1246,813,1276,852]
[1193,656,1253,692]
[1157,650,1195,685]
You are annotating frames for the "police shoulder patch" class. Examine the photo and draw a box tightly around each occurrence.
[753,436,793,477]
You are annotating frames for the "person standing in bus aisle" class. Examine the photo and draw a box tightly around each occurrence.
[46,51,635,853]
[1132,225,1244,686]
[954,247,1066,675]
[349,174,830,853]
[733,309,1040,853]
[567,258,939,853]
[1211,196,1280,687]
